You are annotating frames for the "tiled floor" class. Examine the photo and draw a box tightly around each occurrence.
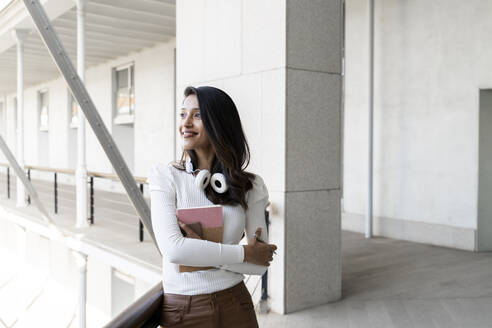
[258,231,492,328]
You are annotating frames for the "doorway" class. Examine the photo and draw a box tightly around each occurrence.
[477,89,492,251]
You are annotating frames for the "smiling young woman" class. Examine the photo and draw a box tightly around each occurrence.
[147,86,277,327]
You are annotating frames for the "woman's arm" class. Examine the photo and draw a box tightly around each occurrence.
[148,164,244,266]
[219,174,270,276]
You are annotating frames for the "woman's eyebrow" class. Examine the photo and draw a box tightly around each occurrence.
[180,107,199,111]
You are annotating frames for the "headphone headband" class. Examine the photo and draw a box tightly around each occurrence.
[184,156,228,193]
[185,156,194,173]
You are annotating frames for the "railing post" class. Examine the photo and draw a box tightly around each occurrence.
[27,168,31,204]
[54,172,58,214]
[7,166,10,199]
[89,176,94,224]
[139,183,144,242]
[259,208,270,313]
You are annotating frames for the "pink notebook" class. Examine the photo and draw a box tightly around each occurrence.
[176,204,223,272]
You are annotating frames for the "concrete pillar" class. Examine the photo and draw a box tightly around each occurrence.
[73,251,87,328]
[176,0,342,314]
[11,29,29,208]
[74,0,88,228]
[283,0,342,313]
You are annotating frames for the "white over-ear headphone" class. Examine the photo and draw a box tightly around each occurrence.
[185,156,229,194]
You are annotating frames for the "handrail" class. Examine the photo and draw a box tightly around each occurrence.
[103,282,163,328]
[87,171,147,184]
[24,164,75,175]
[1,162,148,183]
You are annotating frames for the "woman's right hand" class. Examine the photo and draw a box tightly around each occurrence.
[243,227,277,266]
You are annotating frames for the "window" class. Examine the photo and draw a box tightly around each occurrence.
[69,91,78,128]
[113,63,135,125]
[39,90,49,131]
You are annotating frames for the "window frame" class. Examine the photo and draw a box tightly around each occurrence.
[112,62,135,125]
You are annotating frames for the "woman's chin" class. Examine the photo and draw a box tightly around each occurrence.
[182,143,195,150]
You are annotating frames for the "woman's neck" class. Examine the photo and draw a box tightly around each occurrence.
[194,148,215,171]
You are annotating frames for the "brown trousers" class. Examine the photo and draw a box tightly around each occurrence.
[159,281,259,328]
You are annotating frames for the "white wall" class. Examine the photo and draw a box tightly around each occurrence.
[176,0,286,181]
[2,39,175,192]
[344,0,492,247]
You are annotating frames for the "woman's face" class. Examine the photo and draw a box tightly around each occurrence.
[179,94,211,151]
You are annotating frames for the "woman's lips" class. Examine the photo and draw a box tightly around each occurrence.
[183,132,197,138]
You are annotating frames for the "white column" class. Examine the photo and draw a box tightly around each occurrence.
[75,0,88,228]
[366,0,374,238]
[11,29,29,208]
[73,251,87,328]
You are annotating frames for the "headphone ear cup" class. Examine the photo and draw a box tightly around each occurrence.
[210,173,228,194]
[195,170,211,190]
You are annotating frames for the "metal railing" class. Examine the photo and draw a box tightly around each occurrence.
[0,162,148,242]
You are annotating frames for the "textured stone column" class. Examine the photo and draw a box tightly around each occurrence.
[283,0,343,313]
[176,0,342,314]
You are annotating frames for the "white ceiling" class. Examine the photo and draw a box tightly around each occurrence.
[0,0,175,95]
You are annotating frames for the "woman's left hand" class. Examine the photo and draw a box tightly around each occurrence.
[178,220,202,239]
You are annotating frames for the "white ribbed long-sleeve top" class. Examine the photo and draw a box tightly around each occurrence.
[147,162,269,295]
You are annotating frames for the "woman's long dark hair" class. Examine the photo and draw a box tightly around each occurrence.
[171,86,255,211]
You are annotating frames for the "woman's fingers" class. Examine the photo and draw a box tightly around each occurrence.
[253,227,262,242]
[253,227,267,243]
[178,221,201,239]
[248,227,263,245]
[178,221,188,232]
